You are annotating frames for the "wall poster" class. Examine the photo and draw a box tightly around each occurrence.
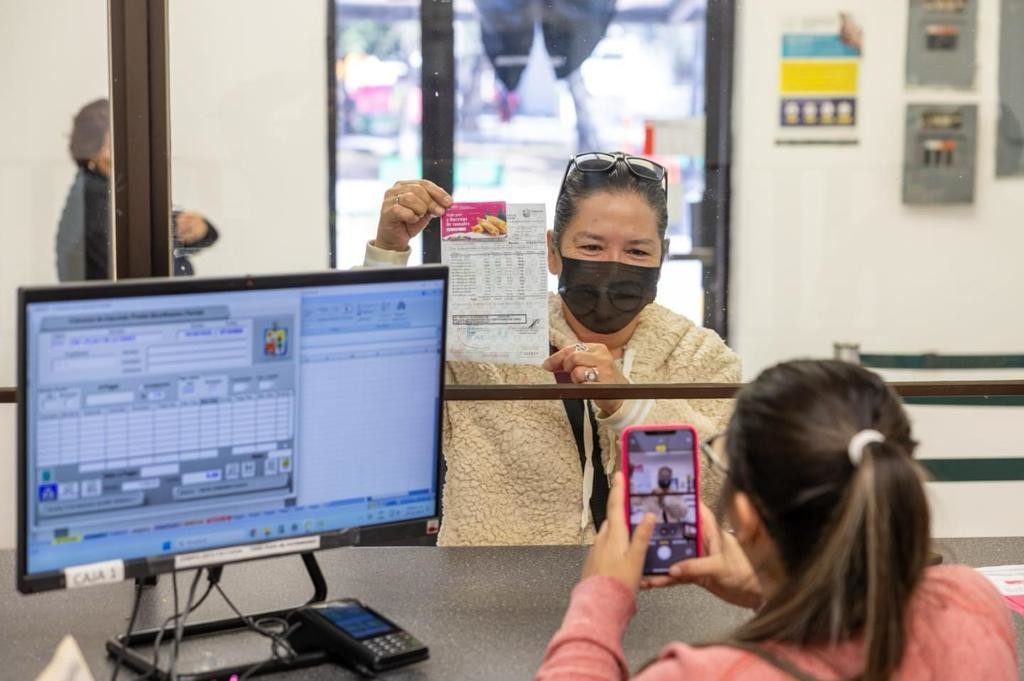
[776,12,862,146]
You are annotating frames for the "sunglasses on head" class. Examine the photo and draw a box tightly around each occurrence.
[558,152,668,197]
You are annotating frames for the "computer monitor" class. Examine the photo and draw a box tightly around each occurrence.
[17,267,447,594]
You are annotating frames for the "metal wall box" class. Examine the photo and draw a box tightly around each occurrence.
[903,104,977,204]
[906,0,977,89]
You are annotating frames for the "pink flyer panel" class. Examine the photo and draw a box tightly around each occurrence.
[441,202,508,240]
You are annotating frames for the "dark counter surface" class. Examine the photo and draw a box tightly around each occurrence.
[2,539,1022,679]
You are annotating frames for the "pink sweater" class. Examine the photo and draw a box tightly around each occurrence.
[537,566,1018,680]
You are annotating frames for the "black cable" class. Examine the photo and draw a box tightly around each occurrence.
[213,582,304,678]
[168,569,203,681]
[143,570,218,680]
[237,622,303,681]
[151,571,180,678]
[213,582,298,652]
[110,581,145,681]
[218,588,378,681]
[121,569,307,681]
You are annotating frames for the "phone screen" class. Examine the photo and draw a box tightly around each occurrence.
[626,428,699,574]
[320,603,395,640]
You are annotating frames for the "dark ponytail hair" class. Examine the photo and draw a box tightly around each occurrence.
[552,155,668,253]
[723,360,930,681]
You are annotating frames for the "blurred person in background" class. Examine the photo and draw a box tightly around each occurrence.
[56,98,218,281]
[474,0,616,149]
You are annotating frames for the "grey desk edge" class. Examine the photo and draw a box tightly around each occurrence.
[1,540,1022,680]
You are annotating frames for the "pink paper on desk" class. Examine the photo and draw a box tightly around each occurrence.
[976,565,1024,617]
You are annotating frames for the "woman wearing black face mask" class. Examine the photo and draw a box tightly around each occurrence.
[364,153,739,548]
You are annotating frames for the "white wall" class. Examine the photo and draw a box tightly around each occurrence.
[0,0,108,381]
[731,0,1024,375]
[0,0,110,550]
[731,0,1024,536]
[168,0,329,277]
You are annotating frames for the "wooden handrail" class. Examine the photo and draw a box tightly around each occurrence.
[442,380,1024,401]
[2,380,1024,406]
[6,382,1024,403]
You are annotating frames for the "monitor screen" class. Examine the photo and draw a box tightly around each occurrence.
[19,270,445,585]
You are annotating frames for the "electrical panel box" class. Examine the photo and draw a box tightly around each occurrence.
[997,0,1024,177]
[903,104,977,204]
[906,0,977,89]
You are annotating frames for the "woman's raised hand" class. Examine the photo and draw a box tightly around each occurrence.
[374,180,453,252]
[542,342,628,416]
[639,501,763,609]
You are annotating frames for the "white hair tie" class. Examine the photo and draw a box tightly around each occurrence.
[848,429,885,466]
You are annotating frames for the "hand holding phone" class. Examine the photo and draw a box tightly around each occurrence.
[621,425,702,575]
[580,473,656,593]
[639,501,764,609]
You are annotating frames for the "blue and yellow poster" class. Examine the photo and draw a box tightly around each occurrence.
[777,12,861,145]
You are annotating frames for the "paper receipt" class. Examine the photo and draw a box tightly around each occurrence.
[441,202,549,364]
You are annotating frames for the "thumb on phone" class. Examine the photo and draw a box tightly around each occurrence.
[667,555,721,583]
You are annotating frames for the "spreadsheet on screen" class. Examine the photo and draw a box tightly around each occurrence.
[24,279,444,574]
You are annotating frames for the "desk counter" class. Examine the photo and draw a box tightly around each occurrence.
[2,539,1022,679]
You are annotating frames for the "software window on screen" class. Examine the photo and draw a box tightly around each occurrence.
[24,280,443,575]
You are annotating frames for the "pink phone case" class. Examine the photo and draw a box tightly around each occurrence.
[620,424,702,571]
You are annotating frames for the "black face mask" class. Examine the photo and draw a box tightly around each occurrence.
[658,478,672,490]
[557,255,660,335]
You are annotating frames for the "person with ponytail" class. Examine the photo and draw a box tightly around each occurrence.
[536,360,1018,680]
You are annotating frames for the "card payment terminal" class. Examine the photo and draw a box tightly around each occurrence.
[289,599,428,673]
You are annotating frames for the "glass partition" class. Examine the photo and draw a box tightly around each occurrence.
[451,0,708,318]
[0,0,111,549]
[332,0,707,314]
[0,0,112,381]
[167,0,331,277]
[331,0,712,391]
[334,0,425,269]
[4,1,1024,556]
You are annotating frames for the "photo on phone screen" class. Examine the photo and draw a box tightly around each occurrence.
[625,427,699,574]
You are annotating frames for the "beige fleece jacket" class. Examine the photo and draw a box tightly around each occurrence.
[364,242,740,546]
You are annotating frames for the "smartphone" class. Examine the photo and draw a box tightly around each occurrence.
[621,424,701,575]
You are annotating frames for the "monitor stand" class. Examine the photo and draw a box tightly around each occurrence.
[106,551,330,680]
[136,574,159,588]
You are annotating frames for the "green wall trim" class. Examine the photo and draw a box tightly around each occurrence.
[904,396,1024,407]
[860,353,1024,370]
[920,458,1024,482]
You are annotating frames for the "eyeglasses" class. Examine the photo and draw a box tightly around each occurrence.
[558,281,648,315]
[558,152,668,196]
[700,433,729,474]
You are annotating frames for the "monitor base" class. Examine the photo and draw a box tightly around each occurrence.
[106,552,331,680]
